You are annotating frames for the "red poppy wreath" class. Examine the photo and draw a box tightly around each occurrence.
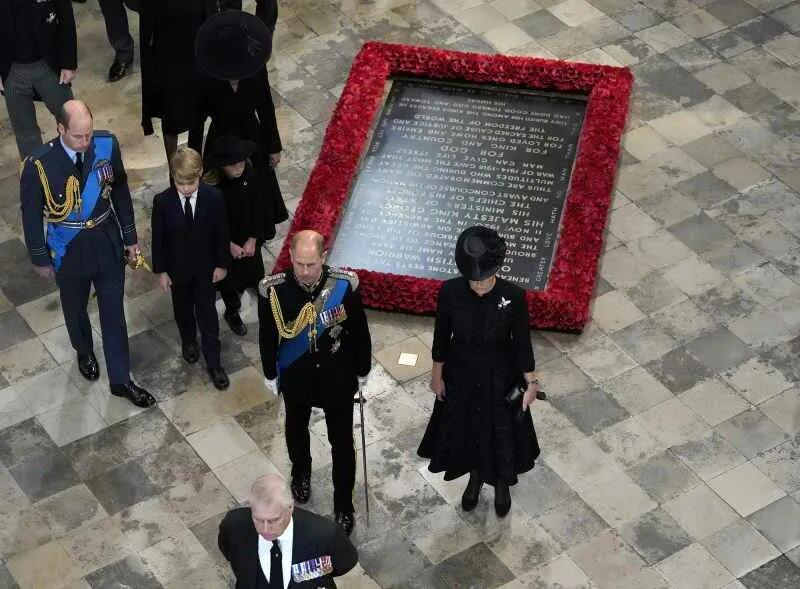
[273,42,633,332]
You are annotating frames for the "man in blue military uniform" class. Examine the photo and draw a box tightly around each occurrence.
[20,99,156,408]
[259,230,372,536]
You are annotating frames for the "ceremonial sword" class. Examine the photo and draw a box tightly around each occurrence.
[354,385,370,526]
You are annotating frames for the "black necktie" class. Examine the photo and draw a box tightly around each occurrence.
[75,152,83,176]
[183,196,193,224]
[269,540,283,589]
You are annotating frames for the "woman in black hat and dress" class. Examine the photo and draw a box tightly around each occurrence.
[195,9,289,226]
[205,134,281,336]
[418,225,541,517]
[139,0,241,163]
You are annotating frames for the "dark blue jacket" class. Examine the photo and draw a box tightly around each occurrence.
[19,131,138,276]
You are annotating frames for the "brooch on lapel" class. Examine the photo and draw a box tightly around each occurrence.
[46,11,56,23]
[291,555,333,583]
[497,297,511,310]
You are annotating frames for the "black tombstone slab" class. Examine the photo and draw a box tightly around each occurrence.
[327,78,587,290]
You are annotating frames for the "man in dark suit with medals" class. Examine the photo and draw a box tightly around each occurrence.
[19,99,156,408]
[259,230,372,536]
[218,473,358,588]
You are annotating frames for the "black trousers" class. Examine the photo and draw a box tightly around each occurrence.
[56,261,130,386]
[170,276,221,370]
[220,287,243,316]
[98,0,135,62]
[284,400,355,514]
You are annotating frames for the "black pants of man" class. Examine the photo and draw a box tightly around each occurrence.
[170,276,221,369]
[99,0,134,63]
[56,260,131,386]
[284,400,355,514]
[3,61,73,158]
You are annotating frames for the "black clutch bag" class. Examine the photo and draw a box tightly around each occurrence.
[505,382,548,420]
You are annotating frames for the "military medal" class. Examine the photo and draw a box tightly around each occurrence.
[291,555,333,583]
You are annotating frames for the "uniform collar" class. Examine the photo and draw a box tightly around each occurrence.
[59,136,81,164]
[293,266,328,294]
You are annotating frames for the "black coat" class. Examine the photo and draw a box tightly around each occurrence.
[20,132,137,276]
[215,164,270,291]
[218,507,358,589]
[255,0,277,29]
[198,69,288,225]
[0,0,77,81]
[150,183,231,284]
[418,277,540,486]
[258,267,372,407]
[138,0,241,135]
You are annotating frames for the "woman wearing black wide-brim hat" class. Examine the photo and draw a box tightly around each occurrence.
[418,226,542,517]
[204,134,281,336]
[195,9,289,227]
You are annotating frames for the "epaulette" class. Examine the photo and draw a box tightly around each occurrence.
[329,267,359,291]
[258,273,286,298]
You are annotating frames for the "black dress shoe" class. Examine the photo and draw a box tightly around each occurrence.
[494,479,511,517]
[107,58,132,83]
[182,340,199,364]
[110,381,156,408]
[224,313,247,336]
[209,366,229,390]
[335,511,355,536]
[77,352,100,381]
[461,470,482,512]
[290,474,311,503]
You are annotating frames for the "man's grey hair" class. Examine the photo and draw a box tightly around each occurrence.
[250,473,295,511]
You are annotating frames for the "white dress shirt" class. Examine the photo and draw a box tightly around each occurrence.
[177,189,198,218]
[60,137,83,166]
[258,517,294,589]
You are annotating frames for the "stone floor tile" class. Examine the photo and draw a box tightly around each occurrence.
[544,438,621,490]
[6,541,80,589]
[620,507,693,564]
[703,519,781,579]
[139,527,213,586]
[674,9,727,38]
[359,533,433,588]
[678,379,750,426]
[401,504,483,565]
[628,450,702,503]
[57,517,132,577]
[0,311,36,354]
[747,495,800,553]
[213,449,281,503]
[569,337,637,382]
[709,462,786,516]
[185,417,259,470]
[34,484,106,539]
[553,386,631,436]
[704,0,759,27]
[590,290,645,333]
[752,437,800,494]
[10,451,81,503]
[694,282,760,324]
[716,408,789,459]
[516,553,593,588]
[160,472,235,529]
[671,430,748,482]
[739,555,800,589]
[374,336,433,383]
[578,470,657,526]
[567,530,646,588]
[594,416,663,468]
[664,484,739,540]
[611,317,679,365]
[758,387,800,435]
[86,461,161,516]
[84,554,163,589]
[537,357,592,398]
[655,543,735,589]
[646,347,715,394]
[0,339,58,386]
[511,462,575,518]
[0,506,53,558]
[485,513,561,576]
[36,400,108,447]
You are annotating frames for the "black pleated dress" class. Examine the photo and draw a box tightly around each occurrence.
[418,277,541,486]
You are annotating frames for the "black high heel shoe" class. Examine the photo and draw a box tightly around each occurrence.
[461,471,482,512]
[495,479,511,517]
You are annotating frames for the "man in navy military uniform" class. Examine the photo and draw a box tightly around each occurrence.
[20,99,156,408]
[259,230,372,536]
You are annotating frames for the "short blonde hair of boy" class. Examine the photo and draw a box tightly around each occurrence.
[170,147,203,184]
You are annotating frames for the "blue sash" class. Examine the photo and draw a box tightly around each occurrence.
[47,136,112,270]
[277,278,349,374]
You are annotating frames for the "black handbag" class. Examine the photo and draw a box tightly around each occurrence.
[505,381,547,420]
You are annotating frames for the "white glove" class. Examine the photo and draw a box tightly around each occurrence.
[264,378,278,396]
[358,376,368,389]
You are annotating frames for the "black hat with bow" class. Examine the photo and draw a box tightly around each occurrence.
[195,10,273,81]
[454,226,507,281]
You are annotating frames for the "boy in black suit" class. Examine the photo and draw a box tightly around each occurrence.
[151,147,231,390]
[218,473,358,588]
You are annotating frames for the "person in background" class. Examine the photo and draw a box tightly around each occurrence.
[71,0,135,81]
[205,135,282,336]
[19,100,155,408]
[139,0,241,166]
[194,9,289,227]
[218,473,358,588]
[151,147,231,390]
[418,225,541,517]
[258,230,372,536]
[0,0,77,159]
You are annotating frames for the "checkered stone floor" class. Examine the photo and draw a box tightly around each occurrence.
[1,0,799,587]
